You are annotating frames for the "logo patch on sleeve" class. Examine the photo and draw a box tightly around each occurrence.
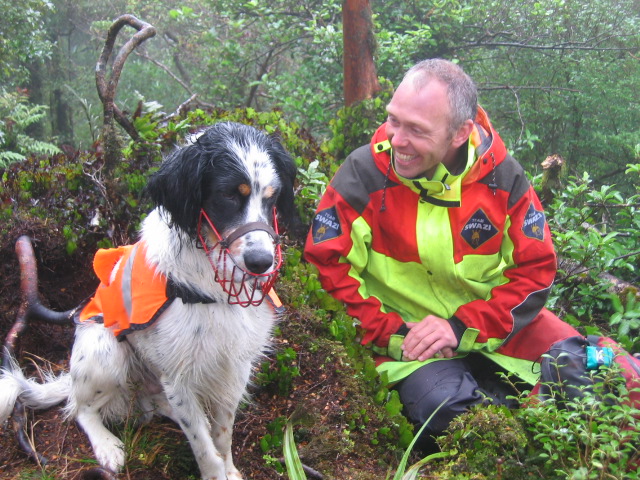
[311,206,343,244]
[461,209,498,249]
[522,203,545,241]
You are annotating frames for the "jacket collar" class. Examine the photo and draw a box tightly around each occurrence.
[372,133,476,208]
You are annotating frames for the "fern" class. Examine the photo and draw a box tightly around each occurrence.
[11,103,49,129]
[0,89,61,167]
[16,136,62,156]
[0,150,26,167]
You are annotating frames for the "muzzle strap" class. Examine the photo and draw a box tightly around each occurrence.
[197,208,282,307]
[222,222,280,248]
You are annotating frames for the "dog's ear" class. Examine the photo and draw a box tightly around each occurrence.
[145,142,207,235]
[268,137,297,228]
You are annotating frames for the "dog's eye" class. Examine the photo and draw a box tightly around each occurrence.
[238,183,251,197]
[222,192,240,204]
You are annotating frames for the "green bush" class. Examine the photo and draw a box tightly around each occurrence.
[540,166,640,352]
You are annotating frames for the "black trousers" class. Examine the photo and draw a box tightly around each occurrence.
[395,353,518,451]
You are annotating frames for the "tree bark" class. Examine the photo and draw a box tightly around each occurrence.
[539,153,565,207]
[342,0,380,107]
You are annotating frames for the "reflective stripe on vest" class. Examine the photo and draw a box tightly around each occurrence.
[78,242,175,340]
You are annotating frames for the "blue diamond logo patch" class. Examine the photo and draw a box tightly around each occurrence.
[522,203,545,241]
[461,209,498,249]
[311,206,343,244]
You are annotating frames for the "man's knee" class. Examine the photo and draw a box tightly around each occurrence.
[397,362,483,438]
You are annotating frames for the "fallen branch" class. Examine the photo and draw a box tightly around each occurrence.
[2,236,78,466]
[80,467,118,480]
[558,254,640,299]
[162,93,199,123]
[278,457,325,479]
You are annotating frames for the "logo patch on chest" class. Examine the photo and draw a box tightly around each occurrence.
[461,209,498,249]
[311,206,343,244]
[522,203,546,241]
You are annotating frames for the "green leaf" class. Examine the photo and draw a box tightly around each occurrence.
[283,422,307,480]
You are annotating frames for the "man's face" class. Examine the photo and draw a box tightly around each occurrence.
[385,77,463,179]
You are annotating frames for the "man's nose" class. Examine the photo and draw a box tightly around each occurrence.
[390,127,408,148]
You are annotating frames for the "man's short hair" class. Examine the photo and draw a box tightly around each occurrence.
[404,59,478,136]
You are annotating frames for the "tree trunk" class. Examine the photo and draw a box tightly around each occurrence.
[342,0,380,107]
[25,61,44,140]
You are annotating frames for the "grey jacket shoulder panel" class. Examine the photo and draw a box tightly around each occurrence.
[330,145,398,215]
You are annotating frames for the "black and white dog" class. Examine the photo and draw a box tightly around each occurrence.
[0,122,297,479]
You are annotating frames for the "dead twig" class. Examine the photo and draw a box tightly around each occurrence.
[278,458,325,479]
[161,93,199,123]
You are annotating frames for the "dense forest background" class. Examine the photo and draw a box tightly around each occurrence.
[2,0,639,191]
[0,1,639,479]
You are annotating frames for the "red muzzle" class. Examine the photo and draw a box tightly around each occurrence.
[196,208,282,307]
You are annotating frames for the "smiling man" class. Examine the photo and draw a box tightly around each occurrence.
[304,58,583,449]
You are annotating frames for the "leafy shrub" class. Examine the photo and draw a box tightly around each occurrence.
[324,78,394,161]
[540,167,640,351]
[435,405,532,480]
[518,366,639,479]
[414,364,639,479]
[256,346,301,396]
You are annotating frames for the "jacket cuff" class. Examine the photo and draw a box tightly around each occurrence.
[394,323,410,337]
[447,316,480,353]
[370,324,409,361]
[447,316,468,344]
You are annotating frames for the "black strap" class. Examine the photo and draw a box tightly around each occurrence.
[222,221,280,248]
[166,279,218,304]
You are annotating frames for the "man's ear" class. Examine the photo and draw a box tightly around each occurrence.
[451,119,474,149]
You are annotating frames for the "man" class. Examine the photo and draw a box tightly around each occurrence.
[304,59,581,447]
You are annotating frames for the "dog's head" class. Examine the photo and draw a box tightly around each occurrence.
[146,121,297,304]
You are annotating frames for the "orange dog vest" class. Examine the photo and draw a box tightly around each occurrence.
[78,242,174,339]
[78,242,283,340]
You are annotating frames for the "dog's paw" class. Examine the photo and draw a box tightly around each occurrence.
[93,440,126,473]
[199,466,243,480]
[226,471,244,480]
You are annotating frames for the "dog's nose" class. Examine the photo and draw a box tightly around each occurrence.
[244,250,274,274]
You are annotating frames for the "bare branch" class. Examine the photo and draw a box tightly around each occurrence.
[96,14,157,142]
[161,94,199,123]
[135,50,193,97]
[480,84,579,93]
[461,38,637,53]
[134,50,216,111]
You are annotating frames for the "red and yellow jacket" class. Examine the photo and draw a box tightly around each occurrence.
[304,107,578,384]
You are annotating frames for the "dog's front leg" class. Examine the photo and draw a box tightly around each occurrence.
[70,323,130,472]
[163,381,240,480]
[211,404,243,480]
[76,405,126,472]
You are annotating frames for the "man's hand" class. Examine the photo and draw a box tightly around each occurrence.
[401,315,458,361]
